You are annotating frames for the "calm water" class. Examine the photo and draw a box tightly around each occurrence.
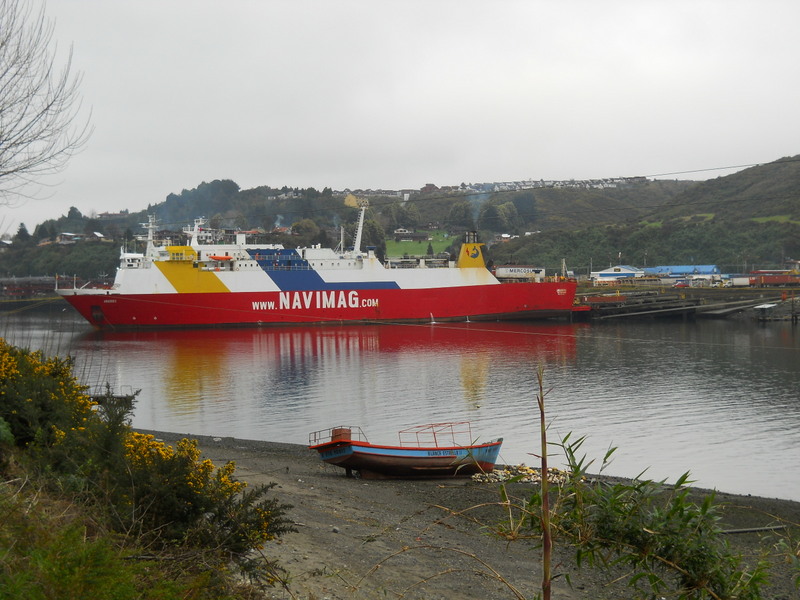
[3,307,799,500]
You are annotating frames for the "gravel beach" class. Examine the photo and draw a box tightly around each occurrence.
[143,430,800,600]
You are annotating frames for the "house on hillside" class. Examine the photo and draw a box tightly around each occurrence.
[393,228,430,242]
[55,231,109,244]
[56,232,81,244]
[97,210,129,220]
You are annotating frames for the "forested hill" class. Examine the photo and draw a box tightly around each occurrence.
[5,154,800,278]
[16,176,699,248]
[645,155,800,223]
[492,155,800,272]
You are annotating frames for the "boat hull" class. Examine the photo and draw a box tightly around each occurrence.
[310,439,503,479]
[57,281,576,328]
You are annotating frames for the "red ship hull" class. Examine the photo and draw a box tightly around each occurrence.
[59,280,577,328]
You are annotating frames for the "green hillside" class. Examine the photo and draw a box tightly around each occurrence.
[3,155,800,278]
[647,156,800,224]
[486,156,800,274]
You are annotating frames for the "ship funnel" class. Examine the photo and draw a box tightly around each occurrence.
[456,231,487,268]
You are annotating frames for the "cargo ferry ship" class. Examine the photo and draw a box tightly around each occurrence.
[57,209,576,329]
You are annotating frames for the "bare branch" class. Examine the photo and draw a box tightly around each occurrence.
[0,0,92,201]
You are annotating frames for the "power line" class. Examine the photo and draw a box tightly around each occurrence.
[645,156,800,179]
[109,155,800,229]
[644,163,759,178]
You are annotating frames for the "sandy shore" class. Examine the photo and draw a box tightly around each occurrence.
[142,430,800,600]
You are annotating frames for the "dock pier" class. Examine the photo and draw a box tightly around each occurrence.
[572,287,796,322]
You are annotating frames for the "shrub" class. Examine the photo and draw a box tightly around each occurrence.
[505,432,771,599]
[0,480,139,600]
[121,432,295,573]
[0,339,95,450]
[0,338,294,587]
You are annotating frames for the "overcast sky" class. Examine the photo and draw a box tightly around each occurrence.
[4,0,799,237]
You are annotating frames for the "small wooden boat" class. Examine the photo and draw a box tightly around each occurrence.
[308,422,503,479]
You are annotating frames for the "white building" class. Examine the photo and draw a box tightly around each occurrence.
[590,265,645,283]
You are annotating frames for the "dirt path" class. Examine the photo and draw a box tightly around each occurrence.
[144,431,800,600]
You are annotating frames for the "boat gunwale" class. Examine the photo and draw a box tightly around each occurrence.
[308,438,503,453]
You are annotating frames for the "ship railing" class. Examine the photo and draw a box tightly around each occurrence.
[55,276,115,291]
[308,426,368,445]
[385,256,452,269]
[397,422,476,448]
[259,263,313,272]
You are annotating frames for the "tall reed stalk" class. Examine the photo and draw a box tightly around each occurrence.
[535,365,552,600]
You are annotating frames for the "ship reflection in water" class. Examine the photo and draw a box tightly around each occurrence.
[76,322,579,446]
[13,313,800,501]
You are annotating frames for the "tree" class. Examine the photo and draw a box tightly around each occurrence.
[83,218,100,236]
[356,218,386,260]
[209,213,224,229]
[0,0,91,201]
[32,221,53,241]
[404,203,422,229]
[477,204,502,232]
[103,222,121,241]
[446,200,475,230]
[291,218,320,242]
[13,222,30,242]
[477,201,521,233]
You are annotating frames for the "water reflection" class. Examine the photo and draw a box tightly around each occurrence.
[557,320,800,500]
[66,322,580,463]
[75,321,579,416]
[2,311,799,500]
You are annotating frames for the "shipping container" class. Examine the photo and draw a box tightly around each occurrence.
[494,266,545,282]
[753,274,799,287]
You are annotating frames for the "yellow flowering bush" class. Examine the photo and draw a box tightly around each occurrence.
[0,338,94,450]
[124,431,176,468]
[0,339,294,584]
[119,430,292,561]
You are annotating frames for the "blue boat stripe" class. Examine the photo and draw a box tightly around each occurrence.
[269,270,400,291]
[245,249,400,291]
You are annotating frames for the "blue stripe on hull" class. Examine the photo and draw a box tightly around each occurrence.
[269,269,400,291]
[351,445,496,460]
[314,441,502,478]
[247,248,401,291]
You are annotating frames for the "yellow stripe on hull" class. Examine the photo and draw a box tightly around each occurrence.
[155,262,231,293]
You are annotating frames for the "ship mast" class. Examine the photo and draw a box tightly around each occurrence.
[142,215,159,262]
